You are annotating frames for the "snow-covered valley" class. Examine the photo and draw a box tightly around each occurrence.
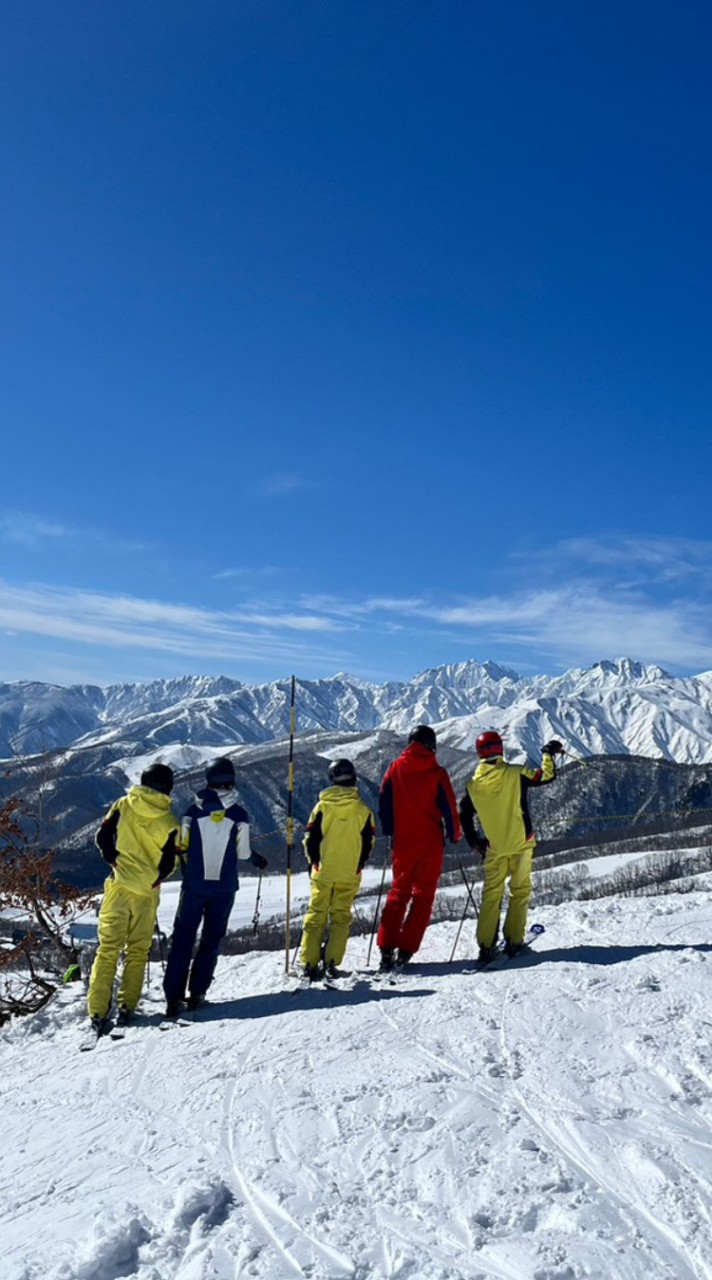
[3,886,712,1280]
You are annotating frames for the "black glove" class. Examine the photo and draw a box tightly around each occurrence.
[542,739,564,756]
[474,836,489,860]
[357,855,369,873]
[250,851,268,870]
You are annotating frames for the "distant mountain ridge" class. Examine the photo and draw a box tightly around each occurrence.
[2,656,712,764]
[4,657,712,888]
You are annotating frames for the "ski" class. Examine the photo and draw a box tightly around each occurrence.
[322,966,360,990]
[465,924,546,974]
[370,967,399,987]
[109,1010,132,1040]
[159,1016,193,1030]
[289,975,323,995]
[288,969,360,994]
[288,967,378,994]
[503,922,546,961]
[285,967,312,994]
[323,973,362,992]
[79,1018,110,1051]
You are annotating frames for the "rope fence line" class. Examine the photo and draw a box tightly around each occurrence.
[544,804,712,827]
[250,805,712,847]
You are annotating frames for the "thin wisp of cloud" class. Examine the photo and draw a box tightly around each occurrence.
[0,581,351,669]
[0,510,150,555]
[4,527,712,679]
[257,474,306,497]
[545,534,712,585]
[0,513,69,546]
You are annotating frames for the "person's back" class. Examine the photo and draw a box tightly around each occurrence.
[380,734,460,852]
[460,732,562,961]
[377,725,461,970]
[163,756,267,1016]
[110,784,180,895]
[88,762,179,1033]
[306,783,374,883]
[466,754,555,857]
[180,786,250,894]
[300,758,375,980]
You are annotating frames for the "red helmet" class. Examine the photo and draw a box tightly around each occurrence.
[476,731,503,759]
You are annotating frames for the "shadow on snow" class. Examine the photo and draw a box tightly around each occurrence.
[400,941,712,977]
[155,983,436,1024]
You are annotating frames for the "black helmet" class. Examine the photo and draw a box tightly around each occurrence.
[408,725,437,752]
[206,757,236,789]
[140,763,174,795]
[329,758,357,786]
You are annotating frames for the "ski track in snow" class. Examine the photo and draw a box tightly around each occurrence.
[3,891,712,1280]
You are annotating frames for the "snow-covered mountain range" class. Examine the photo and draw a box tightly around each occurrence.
[3,657,712,886]
[3,656,712,764]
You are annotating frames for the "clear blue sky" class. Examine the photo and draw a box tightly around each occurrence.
[2,0,711,686]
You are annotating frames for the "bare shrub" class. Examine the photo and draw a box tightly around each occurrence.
[0,798,96,1024]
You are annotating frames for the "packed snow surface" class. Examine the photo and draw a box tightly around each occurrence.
[3,889,712,1280]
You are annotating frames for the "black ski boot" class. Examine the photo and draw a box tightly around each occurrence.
[164,998,182,1019]
[116,1005,132,1028]
[396,949,412,968]
[186,993,205,1012]
[477,945,498,966]
[379,948,395,973]
[504,939,524,958]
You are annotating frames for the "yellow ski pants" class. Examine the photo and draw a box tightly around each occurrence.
[476,847,533,950]
[299,875,360,969]
[88,878,159,1017]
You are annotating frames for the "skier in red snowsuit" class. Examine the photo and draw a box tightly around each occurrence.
[376,725,462,971]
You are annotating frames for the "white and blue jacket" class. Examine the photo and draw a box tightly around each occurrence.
[180,787,257,895]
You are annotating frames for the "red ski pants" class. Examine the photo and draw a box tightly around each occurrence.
[377,846,443,955]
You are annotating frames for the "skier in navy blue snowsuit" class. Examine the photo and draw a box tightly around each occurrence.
[163,758,267,1016]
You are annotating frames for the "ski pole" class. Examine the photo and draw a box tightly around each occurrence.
[449,857,480,963]
[155,921,167,974]
[284,675,297,974]
[562,749,607,773]
[292,901,308,968]
[367,838,391,967]
[251,872,263,936]
[457,855,480,919]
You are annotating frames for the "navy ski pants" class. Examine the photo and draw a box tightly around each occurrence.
[163,887,235,1001]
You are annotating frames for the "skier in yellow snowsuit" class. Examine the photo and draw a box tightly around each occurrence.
[87,763,180,1031]
[299,758,376,981]
[459,733,563,962]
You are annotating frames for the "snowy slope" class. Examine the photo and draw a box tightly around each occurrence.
[3,889,712,1280]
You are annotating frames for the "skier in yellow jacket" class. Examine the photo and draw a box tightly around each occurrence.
[459,733,563,963]
[299,758,376,981]
[87,763,180,1035]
